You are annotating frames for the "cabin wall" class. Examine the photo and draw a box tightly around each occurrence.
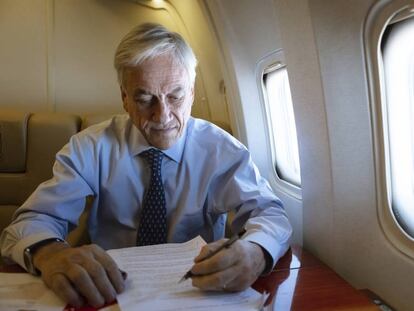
[308,1,414,310]
[206,0,414,309]
[0,0,48,112]
[0,0,229,129]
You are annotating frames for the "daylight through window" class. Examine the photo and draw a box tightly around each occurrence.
[263,66,301,187]
[381,16,414,236]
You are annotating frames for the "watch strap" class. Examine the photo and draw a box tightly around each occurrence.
[23,237,67,275]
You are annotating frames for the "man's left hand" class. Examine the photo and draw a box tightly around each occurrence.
[190,239,266,291]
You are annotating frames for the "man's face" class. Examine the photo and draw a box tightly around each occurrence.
[121,54,194,150]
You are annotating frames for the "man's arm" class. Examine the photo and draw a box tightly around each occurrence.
[0,135,95,269]
[190,148,292,291]
[0,134,126,308]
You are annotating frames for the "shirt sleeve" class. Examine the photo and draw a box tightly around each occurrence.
[0,134,96,270]
[209,147,292,271]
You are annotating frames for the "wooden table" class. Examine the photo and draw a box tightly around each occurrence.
[253,245,380,310]
[1,246,380,310]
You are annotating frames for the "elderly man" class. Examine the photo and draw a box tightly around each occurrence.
[0,23,292,308]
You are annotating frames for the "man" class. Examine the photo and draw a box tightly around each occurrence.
[0,23,292,308]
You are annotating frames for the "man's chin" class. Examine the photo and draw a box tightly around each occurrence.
[148,136,178,150]
[145,128,181,149]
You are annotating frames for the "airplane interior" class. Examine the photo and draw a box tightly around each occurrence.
[1,0,414,310]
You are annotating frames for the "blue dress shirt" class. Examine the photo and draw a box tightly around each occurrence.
[0,115,292,271]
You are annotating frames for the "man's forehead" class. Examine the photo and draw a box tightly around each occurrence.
[133,85,186,95]
[124,64,192,91]
[125,64,185,78]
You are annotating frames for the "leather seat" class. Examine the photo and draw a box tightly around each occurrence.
[0,110,82,243]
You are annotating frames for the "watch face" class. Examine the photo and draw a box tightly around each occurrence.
[24,247,36,275]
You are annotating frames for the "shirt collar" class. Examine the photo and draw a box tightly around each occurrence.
[127,117,191,163]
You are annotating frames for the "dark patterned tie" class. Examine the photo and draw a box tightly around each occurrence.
[137,148,167,246]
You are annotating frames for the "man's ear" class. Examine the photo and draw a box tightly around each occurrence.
[190,87,195,106]
[121,86,128,112]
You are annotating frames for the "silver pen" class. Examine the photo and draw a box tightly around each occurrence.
[178,231,244,283]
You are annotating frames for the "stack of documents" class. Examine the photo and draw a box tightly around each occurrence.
[0,236,266,311]
[107,236,265,311]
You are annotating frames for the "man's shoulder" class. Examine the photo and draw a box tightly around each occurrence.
[190,118,231,139]
[189,118,246,152]
[55,115,136,166]
[74,114,130,143]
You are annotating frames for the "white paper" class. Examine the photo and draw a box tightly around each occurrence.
[107,236,264,311]
[0,272,65,311]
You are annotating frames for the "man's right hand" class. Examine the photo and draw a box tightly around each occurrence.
[33,242,126,308]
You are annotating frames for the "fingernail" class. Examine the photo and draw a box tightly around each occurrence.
[120,269,128,280]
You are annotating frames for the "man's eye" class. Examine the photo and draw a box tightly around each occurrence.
[135,96,153,106]
[168,95,184,103]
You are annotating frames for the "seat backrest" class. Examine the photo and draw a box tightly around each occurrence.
[0,110,81,235]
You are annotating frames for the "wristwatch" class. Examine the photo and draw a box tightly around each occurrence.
[23,237,67,275]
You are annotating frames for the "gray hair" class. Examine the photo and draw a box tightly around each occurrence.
[114,23,197,86]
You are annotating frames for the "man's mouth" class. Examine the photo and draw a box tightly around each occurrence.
[151,127,177,133]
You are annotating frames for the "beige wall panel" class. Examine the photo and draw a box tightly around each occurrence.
[53,0,176,114]
[0,0,48,111]
[272,0,332,257]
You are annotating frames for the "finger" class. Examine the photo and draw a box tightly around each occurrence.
[192,264,238,291]
[219,265,254,292]
[66,265,105,308]
[92,245,126,294]
[194,239,228,262]
[50,273,84,308]
[191,247,236,275]
[84,259,117,304]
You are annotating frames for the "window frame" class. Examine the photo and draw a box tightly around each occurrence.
[364,0,414,259]
[256,49,302,200]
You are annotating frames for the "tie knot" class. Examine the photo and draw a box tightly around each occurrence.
[141,149,164,171]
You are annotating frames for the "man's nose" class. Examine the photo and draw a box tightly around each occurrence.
[152,97,171,123]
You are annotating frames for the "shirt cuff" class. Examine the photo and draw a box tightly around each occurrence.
[11,232,64,272]
[242,229,290,273]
